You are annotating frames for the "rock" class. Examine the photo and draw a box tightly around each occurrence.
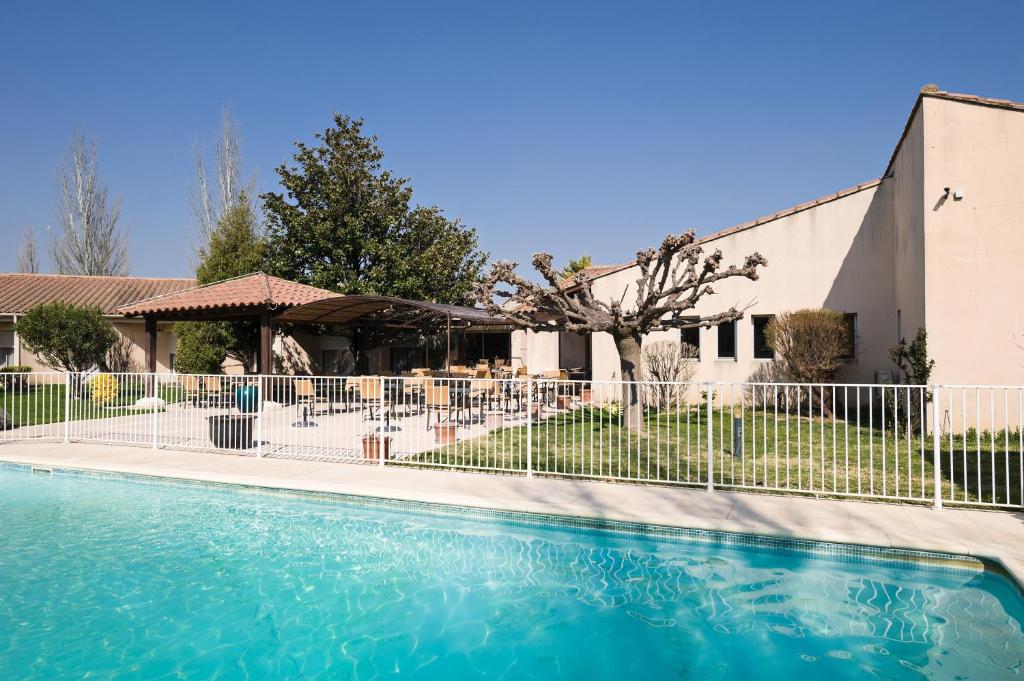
[134,397,166,409]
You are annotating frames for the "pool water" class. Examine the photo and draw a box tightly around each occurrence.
[1,467,1022,680]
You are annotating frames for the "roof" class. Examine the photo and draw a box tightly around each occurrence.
[884,85,1024,178]
[118,272,336,318]
[567,86,1024,288]
[0,273,195,315]
[276,294,510,331]
[559,264,632,288]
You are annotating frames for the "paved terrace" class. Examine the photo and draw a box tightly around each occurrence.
[3,440,1024,586]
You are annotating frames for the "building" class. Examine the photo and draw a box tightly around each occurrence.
[512,87,1024,388]
[0,273,193,373]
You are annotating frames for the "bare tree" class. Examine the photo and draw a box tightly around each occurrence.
[17,226,40,273]
[477,230,767,432]
[49,131,128,276]
[189,107,255,258]
[642,340,698,408]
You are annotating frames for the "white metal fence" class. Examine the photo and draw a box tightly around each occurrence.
[1,371,1021,510]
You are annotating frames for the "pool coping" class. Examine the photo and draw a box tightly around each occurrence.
[3,441,1024,590]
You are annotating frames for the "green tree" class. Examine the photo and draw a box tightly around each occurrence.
[560,254,592,280]
[889,328,935,386]
[262,114,486,301]
[175,198,266,373]
[15,303,117,373]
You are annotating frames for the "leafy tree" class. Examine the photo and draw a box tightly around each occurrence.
[262,114,486,302]
[262,114,486,369]
[477,231,766,432]
[15,303,117,373]
[175,198,266,373]
[560,254,592,280]
[173,322,231,375]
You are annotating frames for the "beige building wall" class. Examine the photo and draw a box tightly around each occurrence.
[920,98,1024,387]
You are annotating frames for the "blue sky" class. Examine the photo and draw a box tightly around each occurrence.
[2,1,1022,277]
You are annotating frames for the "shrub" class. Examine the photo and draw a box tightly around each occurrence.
[14,303,117,373]
[887,328,935,431]
[642,340,697,408]
[0,365,33,390]
[90,374,119,405]
[765,309,850,384]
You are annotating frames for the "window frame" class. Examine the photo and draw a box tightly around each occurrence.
[716,320,737,360]
[751,315,775,360]
[843,313,858,361]
[680,319,700,360]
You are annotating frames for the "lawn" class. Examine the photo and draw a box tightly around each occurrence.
[1,381,184,428]
[413,402,1023,507]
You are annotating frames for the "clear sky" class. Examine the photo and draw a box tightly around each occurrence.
[2,1,1022,277]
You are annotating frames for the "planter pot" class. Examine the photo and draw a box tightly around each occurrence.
[235,385,259,414]
[434,423,458,445]
[362,435,391,461]
[531,403,544,419]
[207,414,256,450]
[484,412,505,429]
[580,388,592,404]
[556,395,573,410]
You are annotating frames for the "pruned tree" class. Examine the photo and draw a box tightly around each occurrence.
[476,230,767,432]
[189,107,255,259]
[17,226,40,273]
[50,131,128,276]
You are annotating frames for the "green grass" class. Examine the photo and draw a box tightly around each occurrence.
[1,382,185,428]
[413,403,1023,507]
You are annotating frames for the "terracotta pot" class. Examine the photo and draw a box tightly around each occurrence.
[434,423,458,445]
[580,388,592,404]
[531,403,544,419]
[556,395,573,410]
[362,435,390,461]
[485,412,505,429]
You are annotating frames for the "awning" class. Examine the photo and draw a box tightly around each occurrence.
[276,295,512,332]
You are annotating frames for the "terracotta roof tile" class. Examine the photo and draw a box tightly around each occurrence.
[117,272,336,316]
[0,273,195,315]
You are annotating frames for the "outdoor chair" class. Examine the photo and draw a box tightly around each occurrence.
[178,375,202,407]
[293,378,322,418]
[359,377,394,422]
[203,376,227,407]
[424,382,464,429]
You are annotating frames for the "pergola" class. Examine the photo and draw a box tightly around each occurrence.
[118,273,337,373]
[276,294,513,372]
[118,272,511,374]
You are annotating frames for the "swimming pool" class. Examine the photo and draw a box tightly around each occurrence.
[0,465,1022,679]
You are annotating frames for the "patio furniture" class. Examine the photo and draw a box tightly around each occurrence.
[425,383,464,429]
[204,376,228,407]
[294,378,324,418]
[179,375,202,407]
[359,377,394,422]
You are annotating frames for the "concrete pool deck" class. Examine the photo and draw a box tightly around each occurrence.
[4,440,1024,584]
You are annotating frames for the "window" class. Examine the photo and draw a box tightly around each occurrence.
[844,313,858,360]
[717,320,736,359]
[752,315,774,359]
[168,353,176,373]
[681,320,700,359]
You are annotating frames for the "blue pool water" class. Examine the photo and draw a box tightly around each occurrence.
[1,466,1023,680]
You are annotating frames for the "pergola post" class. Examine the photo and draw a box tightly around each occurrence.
[258,310,272,375]
[144,316,157,397]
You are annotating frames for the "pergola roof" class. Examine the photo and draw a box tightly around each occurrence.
[118,273,336,320]
[276,294,511,332]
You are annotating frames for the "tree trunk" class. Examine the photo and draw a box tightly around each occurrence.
[614,333,645,434]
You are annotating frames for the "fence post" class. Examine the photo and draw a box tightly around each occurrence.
[706,382,714,492]
[256,375,264,458]
[378,376,387,467]
[63,372,71,444]
[932,385,942,510]
[526,377,533,479]
[150,373,158,450]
